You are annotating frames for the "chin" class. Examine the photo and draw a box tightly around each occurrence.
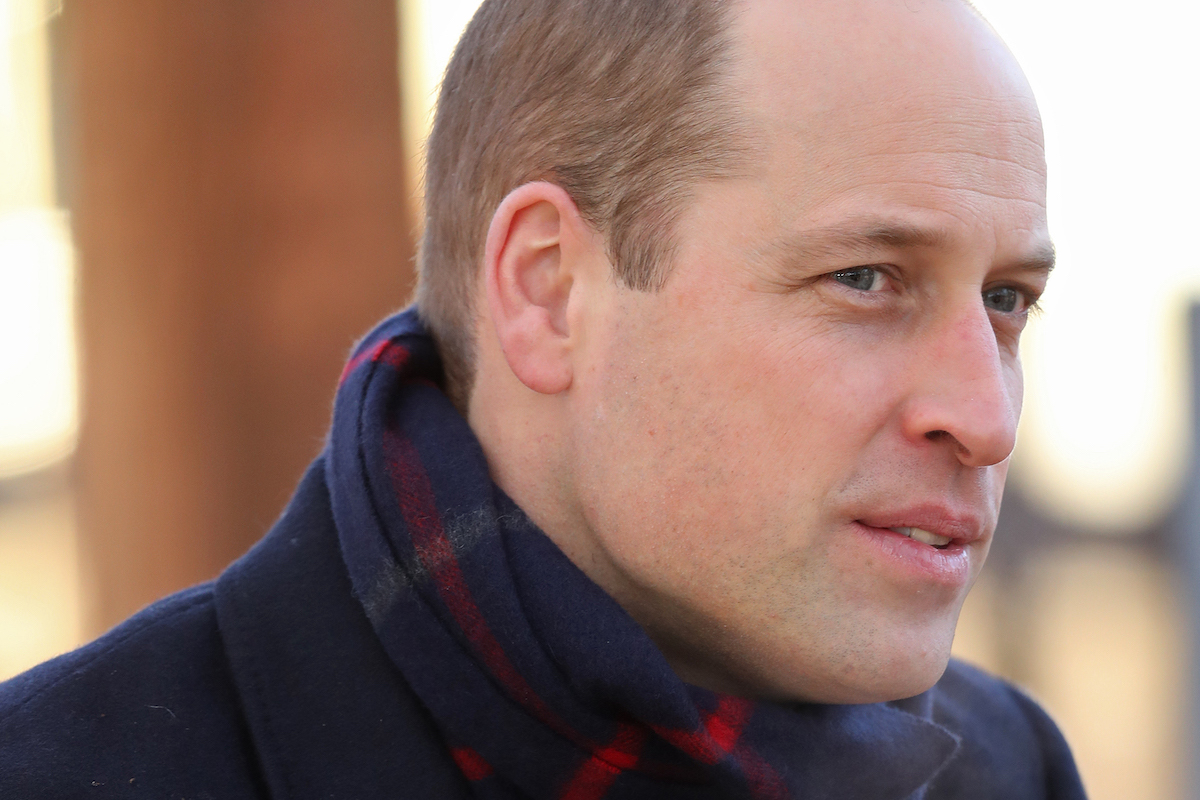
[748,623,958,705]
[842,662,951,705]
[829,641,956,705]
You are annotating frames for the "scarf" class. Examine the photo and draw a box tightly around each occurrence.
[325,307,960,800]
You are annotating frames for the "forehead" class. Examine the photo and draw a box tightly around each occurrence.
[726,0,1047,237]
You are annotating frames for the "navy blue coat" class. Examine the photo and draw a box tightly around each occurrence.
[0,460,1087,798]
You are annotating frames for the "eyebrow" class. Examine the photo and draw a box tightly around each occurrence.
[1011,240,1057,275]
[762,219,1057,275]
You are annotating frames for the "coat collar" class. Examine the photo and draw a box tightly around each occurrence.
[214,459,471,799]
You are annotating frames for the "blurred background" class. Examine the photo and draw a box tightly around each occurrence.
[0,1,1196,797]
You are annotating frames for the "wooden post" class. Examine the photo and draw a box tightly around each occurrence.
[67,1,414,633]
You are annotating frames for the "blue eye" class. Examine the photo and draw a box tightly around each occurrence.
[831,267,883,291]
[983,286,1021,313]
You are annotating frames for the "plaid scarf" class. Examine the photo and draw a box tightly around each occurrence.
[325,307,960,799]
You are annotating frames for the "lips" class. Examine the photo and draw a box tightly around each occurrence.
[855,505,985,550]
[889,526,952,548]
[850,516,979,588]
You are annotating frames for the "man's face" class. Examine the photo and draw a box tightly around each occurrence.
[562,0,1050,702]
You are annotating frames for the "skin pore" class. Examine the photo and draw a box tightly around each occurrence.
[468,0,1051,703]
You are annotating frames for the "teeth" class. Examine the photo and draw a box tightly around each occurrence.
[891,527,953,548]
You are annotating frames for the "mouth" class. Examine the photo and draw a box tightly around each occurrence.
[850,519,976,588]
[854,505,985,552]
[887,526,952,549]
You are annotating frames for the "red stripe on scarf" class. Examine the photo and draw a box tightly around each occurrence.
[736,745,790,800]
[340,339,409,385]
[653,695,750,763]
[451,747,495,781]
[652,697,788,798]
[558,723,648,800]
[706,695,753,753]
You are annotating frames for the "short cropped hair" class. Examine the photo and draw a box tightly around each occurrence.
[416,0,748,410]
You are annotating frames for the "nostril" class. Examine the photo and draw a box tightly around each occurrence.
[925,430,950,442]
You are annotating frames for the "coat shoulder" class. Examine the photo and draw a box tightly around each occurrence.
[926,659,1087,799]
[0,584,266,799]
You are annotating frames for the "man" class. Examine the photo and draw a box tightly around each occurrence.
[1,0,1086,797]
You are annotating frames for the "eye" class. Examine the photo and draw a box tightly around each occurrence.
[831,267,886,292]
[982,286,1023,313]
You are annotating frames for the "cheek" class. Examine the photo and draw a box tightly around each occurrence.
[735,317,906,462]
[1007,356,1025,418]
[572,310,901,572]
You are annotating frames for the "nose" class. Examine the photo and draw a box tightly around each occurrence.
[901,305,1020,468]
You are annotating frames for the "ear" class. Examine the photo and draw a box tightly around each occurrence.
[483,181,595,395]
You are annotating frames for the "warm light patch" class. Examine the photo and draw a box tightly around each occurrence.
[0,209,76,478]
[0,0,75,479]
[398,0,484,221]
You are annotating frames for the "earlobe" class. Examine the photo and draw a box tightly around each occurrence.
[483,182,585,395]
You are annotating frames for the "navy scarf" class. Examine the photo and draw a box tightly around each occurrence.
[325,307,960,799]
